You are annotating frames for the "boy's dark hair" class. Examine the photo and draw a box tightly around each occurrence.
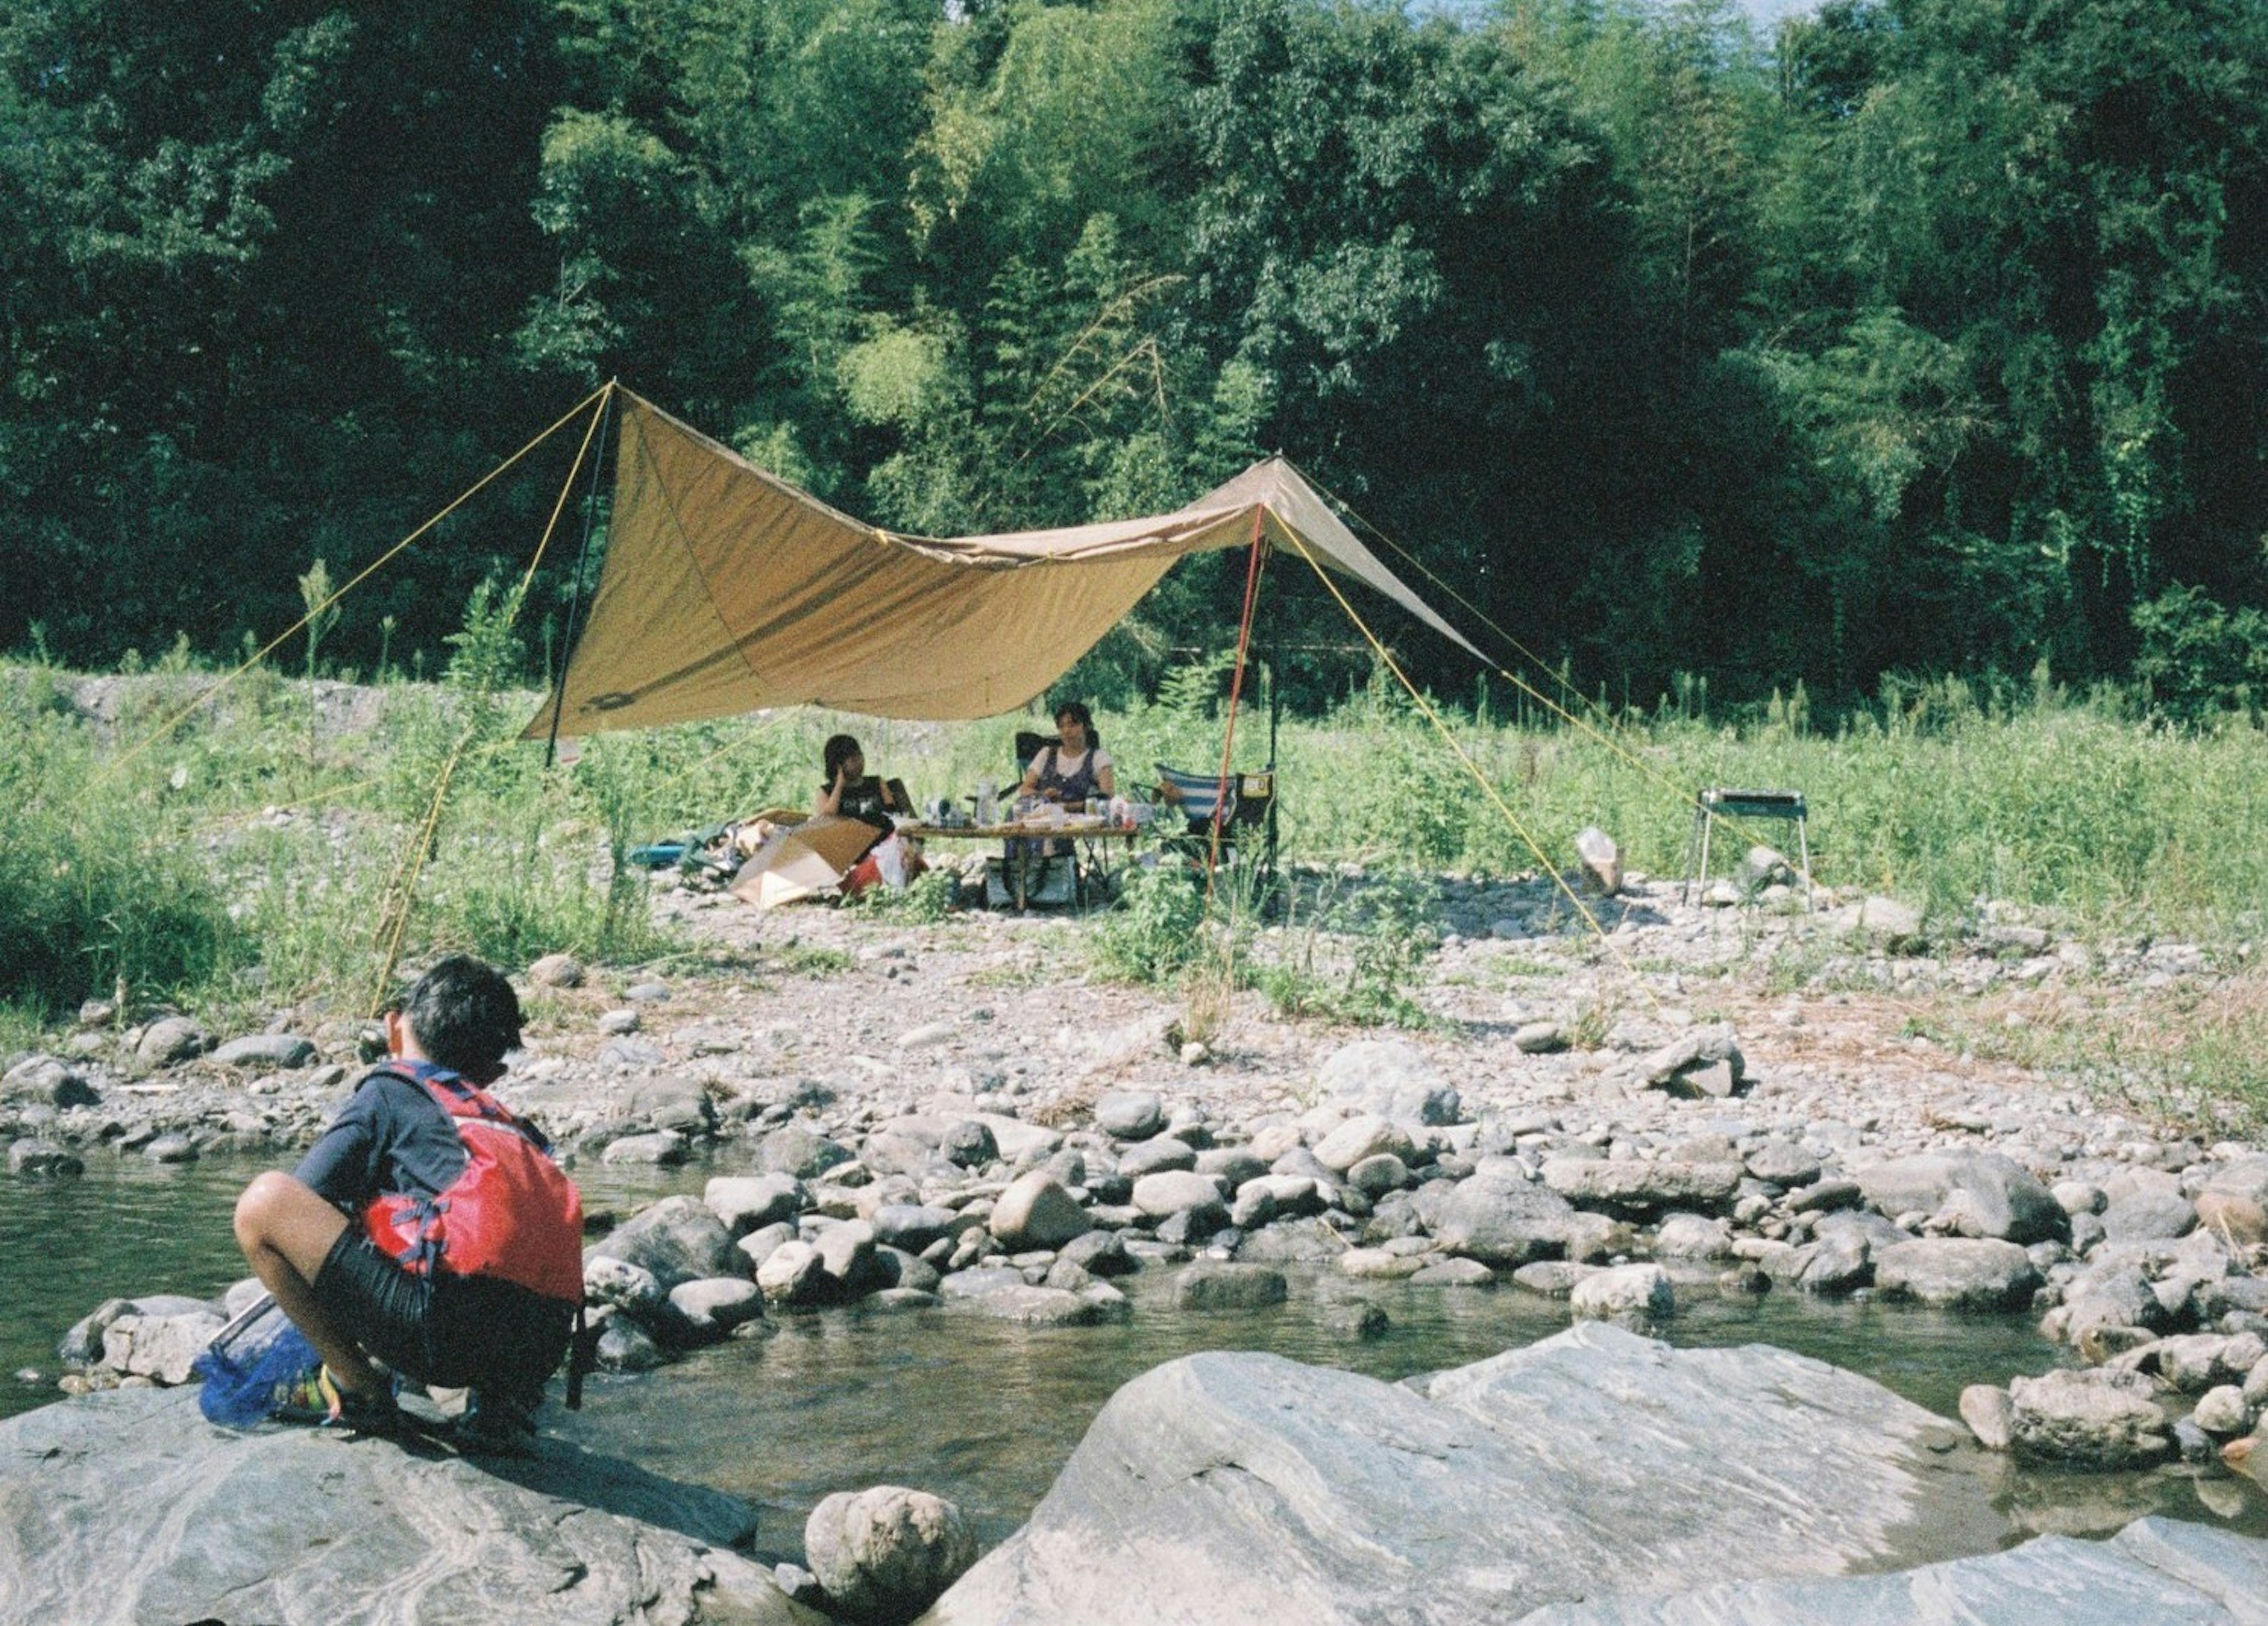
[402,955,522,1081]
[822,733,864,782]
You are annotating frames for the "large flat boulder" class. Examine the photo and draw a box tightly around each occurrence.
[920,1322,2001,1625]
[0,1387,824,1625]
[1517,1517,2268,1624]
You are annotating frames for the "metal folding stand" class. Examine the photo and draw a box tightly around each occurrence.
[1682,788,1813,908]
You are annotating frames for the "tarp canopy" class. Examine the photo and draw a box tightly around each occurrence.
[526,389,1480,738]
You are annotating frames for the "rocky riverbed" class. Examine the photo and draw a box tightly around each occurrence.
[8,866,2268,1619]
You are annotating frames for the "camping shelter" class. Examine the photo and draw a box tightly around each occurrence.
[523,389,1480,739]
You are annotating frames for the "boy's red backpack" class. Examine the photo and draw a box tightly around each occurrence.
[359,1061,585,1305]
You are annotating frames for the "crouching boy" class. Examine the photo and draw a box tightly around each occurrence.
[234,954,582,1451]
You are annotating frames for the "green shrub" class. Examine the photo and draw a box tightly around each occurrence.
[1088,863,1206,985]
[2132,585,2268,724]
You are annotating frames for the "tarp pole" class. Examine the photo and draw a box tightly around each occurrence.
[1204,511,1269,907]
[545,382,619,769]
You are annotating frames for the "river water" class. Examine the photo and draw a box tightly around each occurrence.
[6,1153,2264,1560]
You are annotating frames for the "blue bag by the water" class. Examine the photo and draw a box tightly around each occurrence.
[192,1305,321,1428]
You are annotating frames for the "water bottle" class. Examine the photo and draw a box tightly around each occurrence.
[977,780,996,825]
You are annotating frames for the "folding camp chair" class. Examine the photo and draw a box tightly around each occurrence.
[990,729,1091,909]
[1155,763,1277,887]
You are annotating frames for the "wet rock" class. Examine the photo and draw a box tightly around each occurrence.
[668,1278,765,1341]
[2192,1384,2251,1438]
[1872,1239,2041,1310]
[1798,1231,1873,1296]
[1058,1229,1133,1278]
[922,1324,2003,1625]
[0,1385,817,1624]
[100,1307,224,1384]
[212,1034,315,1070]
[144,1133,198,1164]
[1960,1384,2013,1450]
[8,1140,84,1177]
[1434,1168,1582,1267]
[973,1286,1110,1327]
[582,1256,666,1317]
[706,1173,806,1236]
[1570,1264,1673,1323]
[1409,1257,1495,1288]
[2008,1368,2175,1468]
[805,1485,977,1626]
[1174,1261,1289,1311]
[757,1240,827,1308]
[600,1130,687,1165]
[597,1313,667,1371]
[1653,1214,1735,1260]
[585,1195,739,1291]
[1513,1518,2268,1622]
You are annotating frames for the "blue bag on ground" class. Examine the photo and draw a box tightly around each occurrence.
[191,1295,322,1428]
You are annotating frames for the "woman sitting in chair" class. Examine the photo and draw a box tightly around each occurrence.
[1020,701,1115,812]
[816,733,923,898]
[999,702,1115,902]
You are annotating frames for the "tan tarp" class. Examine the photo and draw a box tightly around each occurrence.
[526,390,1479,738]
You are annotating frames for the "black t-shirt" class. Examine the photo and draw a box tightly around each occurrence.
[823,775,894,832]
[294,1070,468,1209]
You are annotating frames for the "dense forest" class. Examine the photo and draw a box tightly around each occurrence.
[2,0,2264,714]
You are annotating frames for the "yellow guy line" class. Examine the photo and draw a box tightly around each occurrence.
[1296,463,1803,866]
[369,731,472,1016]
[93,383,611,789]
[1283,536,1655,1005]
[520,383,613,597]
[366,387,612,1006]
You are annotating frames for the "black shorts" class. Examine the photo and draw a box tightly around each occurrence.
[313,1229,573,1404]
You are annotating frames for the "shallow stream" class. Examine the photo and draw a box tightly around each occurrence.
[6,1153,2264,1563]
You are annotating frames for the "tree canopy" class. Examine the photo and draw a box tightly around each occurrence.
[4,0,2263,713]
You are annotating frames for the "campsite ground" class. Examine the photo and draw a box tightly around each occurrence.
[4,661,2262,1145]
